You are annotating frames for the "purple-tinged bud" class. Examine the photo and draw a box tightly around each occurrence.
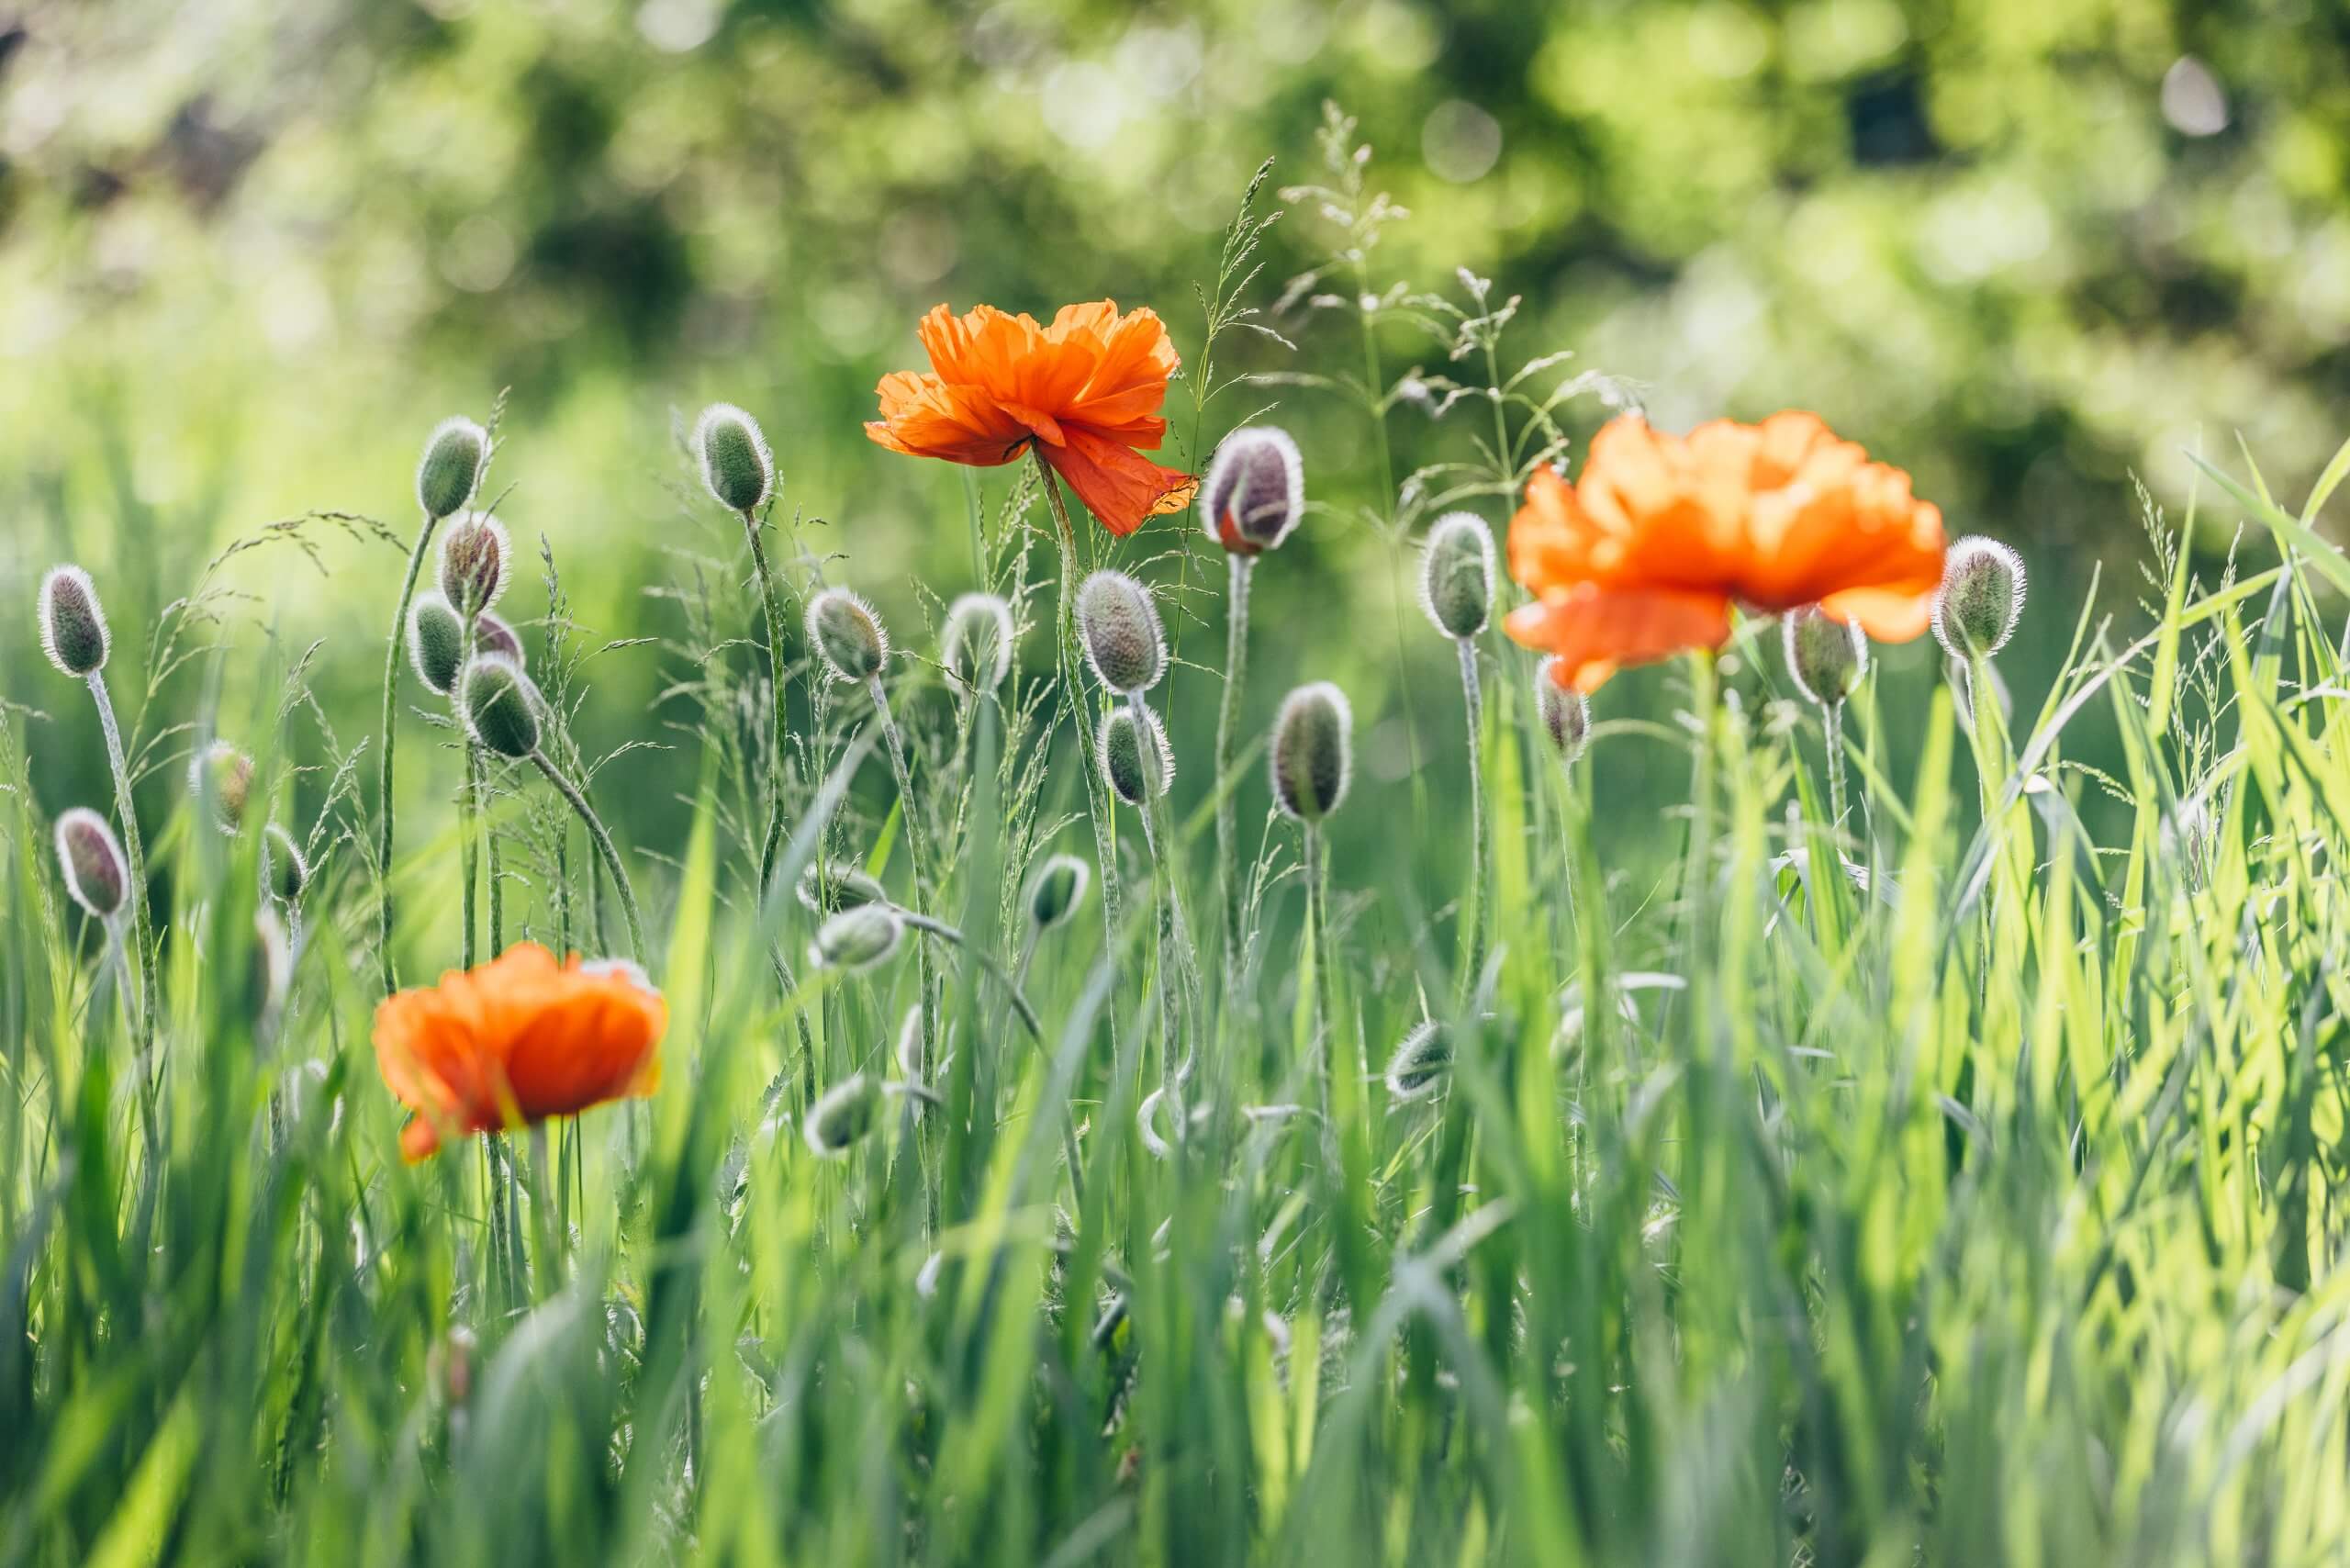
[1534,658,1590,764]
[1201,426,1304,555]
[39,566,109,678]
[436,512,511,615]
[54,807,128,919]
[1076,571,1165,694]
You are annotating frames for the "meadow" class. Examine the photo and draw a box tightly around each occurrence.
[7,20,2350,1567]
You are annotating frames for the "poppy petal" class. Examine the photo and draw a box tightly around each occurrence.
[1504,586,1733,692]
[1044,427,1197,538]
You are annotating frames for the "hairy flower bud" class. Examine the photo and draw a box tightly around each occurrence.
[1383,1022,1450,1102]
[1076,571,1165,694]
[416,416,489,521]
[54,807,129,920]
[941,592,1016,697]
[1417,512,1494,639]
[1200,426,1304,554]
[1783,606,1868,707]
[436,512,511,614]
[408,592,465,696]
[1025,853,1091,931]
[806,588,890,684]
[803,1073,882,1158]
[1099,703,1172,807]
[1534,658,1590,764]
[797,861,890,915]
[189,741,256,834]
[458,655,543,760]
[264,823,310,903]
[38,565,109,678]
[810,903,905,972]
[1932,536,2025,659]
[1270,682,1353,824]
[693,402,775,513]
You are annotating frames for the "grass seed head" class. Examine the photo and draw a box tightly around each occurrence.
[38,565,109,678]
[1384,1021,1451,1102]
[941,592,1016,697]
[458,654,543,760]
[1534,658,1590,764]
[1099,703,1172,807]
[1417,512,1494,639]
[807,588,890,684]
[53,807,128,920]
[804,1073,882,1158]
[1076,570,1165,694]
[1783,606,1868,706]
[436,512,512,615]
[1270,681,1353,823]
[189,741,256,835]
[693,401,775,513]
[415,416,489,521]
[1025,853,1091,931]
[1201,426,1304,554]
[263,823,309,902]
[811,903,905,972]
[1932,536,2026,659]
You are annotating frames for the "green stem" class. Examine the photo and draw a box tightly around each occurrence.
[870,676,937,1096]
[1033,453,1125,955]
[86,675,158,1052]
[1214,553,1252,971]
[530,752,645,966]
[376,510,441,992]
[1456,636,1487,1004]
[744,508,794,900]
[461,744,481,970]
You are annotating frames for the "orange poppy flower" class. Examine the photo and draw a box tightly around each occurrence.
[1505,411,1946,692]
[866,301,1198,538]
[374,943,666,1160]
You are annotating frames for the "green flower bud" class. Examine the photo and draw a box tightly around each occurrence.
[53,807,128,920]
[1201,426,1304,555]
[264,823,310,902]
[1782,606,1867,707]
[1099,703,1172,807]
[1270,682,1353,824]
[1932,536,2026,659]
[1417,512,1494,639]
[810,903,905,973]
[803,1073,882,1158]
[694,402,776,513]
[458,655,543,760]
[1534,658,1590,765]
[188,741,256,835]
[806,588,890,684]
[436,512,511,614]
[408,592,465,696]
[1383,1022,1450,1102]
[941,592,1016,697]
[1076,570,1165,694]
[39,565,108,678]
[1024,853,1091,931]
[415,417,489,521]
[796,860,890,915]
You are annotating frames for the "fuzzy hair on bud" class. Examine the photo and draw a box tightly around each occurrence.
[408,592,465,696]
[457,654,543,760]
[941,593,1016,697]
[264,823,310,903]
[895,1004,926,1083]
[436,512,512,614]
[810,903,905,973]
[1099,704,1173,808]
[806,588,890,684]
[1933,536,2026,659]
[1076,571,1166,694]
[1270,682,1354,824]
[38,566,109,678]
[1024,853,1091,931]
[416,416,490,521]
[1534,658,1591,765]
[1417,512,1495,639]
[804,1073,882,1158]
[1201,426,1304,555]
[54,808,129,920]
[1384,1022,1451,1102]
[797,861,891,915]
[188,741,256,835]
[694,402,776,513]
[1783,606,1868,707]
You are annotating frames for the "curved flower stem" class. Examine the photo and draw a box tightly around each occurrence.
[741,508,794,899]
[1032,453,1126,958]
[376,509,440,992]
[86,673,157,1051]
[1214,553,1253,969]
[1131,700,1203,1085]
[1454,635,1487,1005]
[529,751,644,966]
[1824,699,1852,844]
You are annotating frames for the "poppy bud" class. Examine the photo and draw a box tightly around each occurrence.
[810,903,905,972]
[1383,1021,1450,1102]
[38,565,109,678]
[1932,536,2025,659]
[1099,704,1172,807]
[1534,658,1590,764]
[806,588,890,684]
[415,417,490,521]
[1417,512,1494,639]
[796,860,890,915]
[189,741,256,835]
[1782,606,1867,707]
[458,655,543,760]
[693,402,775,514]
[895,1003,925,1082]
[53,807,128,920]
[804,1073,882,1158]
[436,512,511,615]
[1025,853,1091,931]
[408,592,465,696]
[1270,682,1353,824]
[941,592,1016,697]
[1200,426,1304,555]
[1076,571,1165,694]
[264,823,310,902]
